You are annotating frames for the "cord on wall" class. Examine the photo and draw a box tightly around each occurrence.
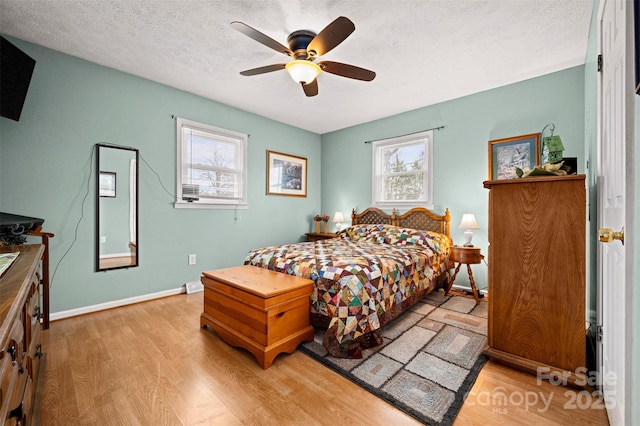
[138,152,176,199]
[50,143,179,289]
[50,144,96,289]
[50,141,244,290]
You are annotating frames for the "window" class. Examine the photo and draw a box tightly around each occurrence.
[372,130,433,209]
[175,117,248,209]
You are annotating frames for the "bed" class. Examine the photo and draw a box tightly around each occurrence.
[244,207,453,358]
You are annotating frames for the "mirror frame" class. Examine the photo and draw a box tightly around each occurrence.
[95,143,139,271]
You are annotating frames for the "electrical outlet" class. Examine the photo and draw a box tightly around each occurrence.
[188,254,196,265]
[100,236,107,243]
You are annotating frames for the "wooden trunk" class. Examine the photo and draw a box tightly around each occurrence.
[483,175,586,387]
[200,265,314,369]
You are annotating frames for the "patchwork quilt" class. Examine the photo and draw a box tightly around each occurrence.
[244,224,451,358]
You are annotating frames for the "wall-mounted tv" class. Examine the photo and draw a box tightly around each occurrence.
[1,36,36,121]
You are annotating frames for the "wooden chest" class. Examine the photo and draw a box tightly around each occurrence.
[200,265,314,369]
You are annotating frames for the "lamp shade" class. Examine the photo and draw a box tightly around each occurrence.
[332,211,345,223]
[459,213,479,247]
[332,211,345,232]
[285,60,321,84]
[458,213,479,230]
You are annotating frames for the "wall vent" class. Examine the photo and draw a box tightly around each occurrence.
[185,281,204,294]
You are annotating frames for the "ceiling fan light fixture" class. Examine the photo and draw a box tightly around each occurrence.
[285,60,321,84]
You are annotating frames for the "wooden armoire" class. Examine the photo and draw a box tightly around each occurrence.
[483,175,587,386]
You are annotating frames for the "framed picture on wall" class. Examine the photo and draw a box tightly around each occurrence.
[488,133,540,180]
[99,171,116,197]
[266,150,307,197]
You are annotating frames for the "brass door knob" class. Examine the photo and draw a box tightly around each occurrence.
[599,227,624,245]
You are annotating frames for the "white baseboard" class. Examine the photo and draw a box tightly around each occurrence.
[49,281,490,322]
[50,287,185,322]
[451,284,487,295]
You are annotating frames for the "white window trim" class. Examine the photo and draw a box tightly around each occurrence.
[371,130,434,210]
[175,117,248,210]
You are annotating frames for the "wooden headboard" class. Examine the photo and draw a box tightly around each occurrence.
[351,207,451,237]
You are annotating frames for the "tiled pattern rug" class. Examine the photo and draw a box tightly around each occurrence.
[299,291,488,425]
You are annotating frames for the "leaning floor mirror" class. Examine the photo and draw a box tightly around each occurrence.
[96,143,139,271]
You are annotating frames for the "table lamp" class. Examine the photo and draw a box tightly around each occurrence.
[459,213,479,247]
[332,211,345,232]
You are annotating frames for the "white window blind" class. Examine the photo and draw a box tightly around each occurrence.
[372,130,433,209]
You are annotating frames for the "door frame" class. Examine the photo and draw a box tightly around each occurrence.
[595,0,636,424]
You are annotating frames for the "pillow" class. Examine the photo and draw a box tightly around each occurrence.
[340,224,450,253]
[337,223,388,241]
[370,226,427,246]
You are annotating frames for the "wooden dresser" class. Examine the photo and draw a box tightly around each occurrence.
[1,244,45,425]
[483,175,586,386]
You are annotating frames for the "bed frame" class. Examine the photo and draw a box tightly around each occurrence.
[351,206,451,237]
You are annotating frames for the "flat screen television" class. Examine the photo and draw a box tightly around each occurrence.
[0,36,36,121]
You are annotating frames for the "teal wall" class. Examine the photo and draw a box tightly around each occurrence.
[4,5,640,421]
[0,35,593,326]
[320,66,586,291]
[0,36,321,313]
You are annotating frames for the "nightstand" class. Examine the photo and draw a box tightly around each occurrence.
[448,245,484,304]
[305,232,336,242]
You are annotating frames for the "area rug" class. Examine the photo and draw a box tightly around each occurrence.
[299,291,488,426]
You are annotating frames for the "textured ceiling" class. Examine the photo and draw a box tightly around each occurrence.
[0,0,593,134]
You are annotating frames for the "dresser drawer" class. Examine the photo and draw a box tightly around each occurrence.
[5,320,25,371]
[25,281,40,351]
[0,354,16,422]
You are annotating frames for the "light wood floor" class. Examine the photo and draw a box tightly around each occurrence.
[40,294,609,425]
[98,255,136,269]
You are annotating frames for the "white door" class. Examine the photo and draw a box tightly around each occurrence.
[597,0,633,424]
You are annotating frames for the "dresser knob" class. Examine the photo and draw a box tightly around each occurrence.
[7,343,17,365]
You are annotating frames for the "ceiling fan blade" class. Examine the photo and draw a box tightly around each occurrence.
[319,61,376,81]
[302,79,318,97]
[239,63,286,76]
[231,21,292,56]
[307,16,355,57]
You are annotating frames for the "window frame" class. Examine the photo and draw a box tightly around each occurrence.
[371,130,434,210]
[175,117,248,210]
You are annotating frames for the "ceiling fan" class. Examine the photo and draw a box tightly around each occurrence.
[230,16,376,97]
